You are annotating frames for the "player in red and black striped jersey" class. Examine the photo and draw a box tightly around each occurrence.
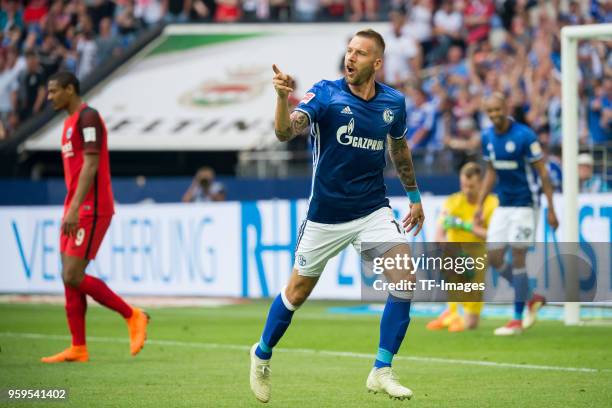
[41,72,149,363]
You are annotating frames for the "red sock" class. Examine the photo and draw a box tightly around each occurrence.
[65,285,87,346]
[78,275,133,319]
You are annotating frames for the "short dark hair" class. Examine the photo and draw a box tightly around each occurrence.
[354,29,385,55]
[460,162,482,179]
[48,71,80,95]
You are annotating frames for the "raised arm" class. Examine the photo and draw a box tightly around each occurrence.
[388,136,425,235]
[272,64,310,142]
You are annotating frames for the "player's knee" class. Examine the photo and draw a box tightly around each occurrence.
[62,268,83,287]
[285,283,311,307]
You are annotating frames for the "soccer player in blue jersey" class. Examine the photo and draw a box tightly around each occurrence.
[475,93,559,336]
[249,29,425,402]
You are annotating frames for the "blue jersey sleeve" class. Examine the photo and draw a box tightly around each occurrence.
[523,128,543,163]
[389,97,408,139]
[294,81,330,124]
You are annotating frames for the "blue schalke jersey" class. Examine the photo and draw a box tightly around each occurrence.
[481,120,543,207]
[295,78,407,224]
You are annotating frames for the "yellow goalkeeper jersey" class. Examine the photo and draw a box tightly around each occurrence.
[441,192,499,243]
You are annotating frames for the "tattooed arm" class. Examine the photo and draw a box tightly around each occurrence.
[275,109,310,142]
[388,135,418,192]
[272,64,310,142]
[388,135,425,235]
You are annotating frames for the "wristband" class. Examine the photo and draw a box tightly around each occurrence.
[407,189,421,204]
[462,222,473,232]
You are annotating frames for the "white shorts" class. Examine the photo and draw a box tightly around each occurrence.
[295,206,407,277]
[487,206,538,249]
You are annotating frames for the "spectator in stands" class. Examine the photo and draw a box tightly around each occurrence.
[38,34,64,79]
[405,86,436,151]
[116,0,143,42]
[349,0,377,22]
[12,49,45,123]
[382,7,420,90]
[269,0,291,21]
[407,0,434,62]
[163,0,190,22]
[318,0,345,22]
[75,15,97,80]
[463,0,495,45]
[294,0,319,22]
[0,0,24,31]
[578,153,608,193]
[431,0,463,64]
[214,0,241,22]
[183,166,226,202]
[445,116,480,171]
[135,0,164,25]
[23,0,49,26]
[95,17,120,65]
[588,78,612,145]
[87,0,116,32]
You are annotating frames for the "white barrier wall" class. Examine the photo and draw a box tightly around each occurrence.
[0,194,610,299]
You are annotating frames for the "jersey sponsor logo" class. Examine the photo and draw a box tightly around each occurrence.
[505,140,516,153]
[301,92,315,104]
[62,141,74,158]
[492,160,519,170]
[383,108,394,124]
[66,127,73,140]
[83,127,97,143]
[336,118,384,151]
[341,106,353,115]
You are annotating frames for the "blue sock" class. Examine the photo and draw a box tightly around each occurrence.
[374,295,411,368]
[514,302,525,320]
[255,291,295,360]
[513,268,529,320]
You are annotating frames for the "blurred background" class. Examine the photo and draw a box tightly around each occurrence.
[0,0,609,205]
[0,0,610,302]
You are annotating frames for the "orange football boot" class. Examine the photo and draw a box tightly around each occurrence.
[41,345,89,363]
[447,316,465,332]
[426,310,458,330]
[126,307,150,356]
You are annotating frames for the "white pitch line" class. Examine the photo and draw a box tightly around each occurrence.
[1,331,608,374]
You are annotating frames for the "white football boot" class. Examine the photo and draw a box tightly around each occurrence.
[366,367,413,400]
[249,343,271,403]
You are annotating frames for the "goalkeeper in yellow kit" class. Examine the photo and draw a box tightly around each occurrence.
[427,162,498,332]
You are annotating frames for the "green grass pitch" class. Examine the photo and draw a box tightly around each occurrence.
[1,301,611,407]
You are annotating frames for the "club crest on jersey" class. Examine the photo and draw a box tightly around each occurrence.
[301,92,315,104]
[336,118,383,151]
[297,254,307,266]
[505,141,516,153]
[66,127,73,140]
[383,108,394,124]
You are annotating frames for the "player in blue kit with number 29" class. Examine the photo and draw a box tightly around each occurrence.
[248,29,426,403]
[475,93,559,336]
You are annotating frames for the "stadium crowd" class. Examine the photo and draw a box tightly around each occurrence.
[0,0,155,139]
[374,0,611,180]
[0,0,610,188]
